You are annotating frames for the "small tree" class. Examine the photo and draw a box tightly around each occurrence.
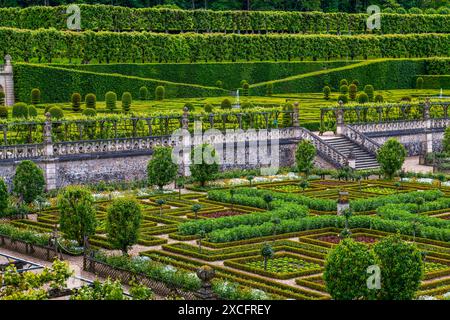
[0,178,8,214]
[373,235,424,300]
[296,140,316,178]
[266,83,273,96]
[221,98,232,110]
[197,229,206,253]
[416,77,424,90]
[323,86,331,100]
[247,175,255,187]
[31,88,41,105]
[261,243,274,271]
[139,86,148,100]
[58,186,97,246]
[263,194,273,210]
[324,238,377,300]
[155,199,166,216]
[357,92,369,104]
[349,84,357,100]
[192,204,202,219]
[299,179,309,191]
[85,93,96,109]
[338,94,348,104]
[155,86,165,101]
[176,176,185,199]
[377,138,407,180]
[106,198,142,255]
[71,93,81,112]
[147,147,177,190]
[105,91,117,112]
[271,217,281,236]
[364,85,374,101]
[13,160,45,204]
[121,92,132,112]
[190,144,219,187]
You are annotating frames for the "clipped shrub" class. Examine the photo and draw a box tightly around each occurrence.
[13,160,45,204]
[48,106,64,119]
[139,86,148,100]
[71,92,81,112]
[349,84,357,100]
[30,88,41,105]
[266,83,273,96]
[221,98,232,109]
[85,93,96,109]
[241,102,254,109]
[155,86,165,101]
[240,80,248,87]
[437,7,450,14]
[425,8,437,14]
[27,105,38,117]
[401,96,412,102]
[374,94,384,103]
[416,77,424,89]
[338,94,348,104]
[339,79,348,86]
[357,92,369,104]
[242,82,250,96]
[105,91,117,111]
[396,7,407,14]
[215,80,223,88]
[340,85,349,95]
[12,103,28,119]
[408,7,422,14]
[0,91,5,105]
[364,85,374,101]
[121,92,132,112]
[184,102,195,112]
[352,79,360,86]
[323,86,331,100]
[82,108,97,117]
[0,106,8,118]
[204,103,213,113]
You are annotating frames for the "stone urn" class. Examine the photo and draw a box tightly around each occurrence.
[195,266,217,300]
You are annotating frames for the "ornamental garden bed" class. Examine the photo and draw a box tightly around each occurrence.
[199,210,247,218]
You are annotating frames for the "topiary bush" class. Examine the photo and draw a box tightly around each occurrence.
[30,88,41,105]
[340,85,349,95]
[12,103,29,119]
[241,101,254,109]
[0,91,5,106]
[221,98,232,109]
[71,92,81,112]
[48,106,64,119]
[27,105,38,117]
[121,92,132,112]
[339,79,348,86]
[13,160,45,204]
[396,7,407,14]
[242,82,250,96]
[437,7,450,14]
[105,91,117,112]
[266,83,273,96]
[349,84,357,100]
[364,85,374,101]
[183,102,195,112]
[338,94,348,104]
[215,80,223,88]
[204,103,213,113]
[408,7,422,14]
[357,92,369,104]
[139,86,148,100]
[155,86,165,101]
[416,77,424,89]
[374,94,384,103]
[0,178,8,214]
[82,108,97,117]
[0,106,8,118]
[85,93,96,109]
[323,86,331,100]
[425,8,437,14]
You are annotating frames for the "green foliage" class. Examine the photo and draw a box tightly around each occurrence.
[12,103,29,119]
[121,92,132,112]
[85,93,96,109]
[0,106,7,118]
[48,106,64,119]
[443,126,450,153]
[373,235,424,300]
[0,91,4,106]
[106,198,142,254]
[340,85,349,95]
[374,94,384,102]
[82,108,97,117]
[147,147,178,190]
[338,94,348,104]
[323,86,331,100]
[324,239,377,300]
[27,105,38,117]
[139,86,148,100]
[190,144,219,187]
[215,80,223,88]
[242,82,250,96]
[364,85,375,101]
[349,84,357,100]
[12,160,45,204]
[155,86,165,101]
[71,279,126,300]
[31,88,41,105]
[266,83,273,96]
[221,98,232,110]
[295,140,316,176]
[339,79,348,86]
[357,92,369,104]
[184,102,195,112]
[416,76,424,89]
[71,92,81,112]
[204,103,213,113]
[377,138,407,180]
[105,91,117,112]
[57,186,97,246]
[0,178,8,214]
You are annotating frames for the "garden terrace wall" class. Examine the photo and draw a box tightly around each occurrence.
[0,5,448,34]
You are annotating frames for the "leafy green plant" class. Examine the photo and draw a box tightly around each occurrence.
[147,147,177,190]
[13,160,45,204]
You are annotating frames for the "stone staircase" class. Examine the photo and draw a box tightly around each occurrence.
[325,136,380,170]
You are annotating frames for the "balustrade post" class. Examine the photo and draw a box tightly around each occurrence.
[424,98,433,154]
[182,107,189,130]
[293,102,299,128]
[42,113,57,191]
[336,101,344,135]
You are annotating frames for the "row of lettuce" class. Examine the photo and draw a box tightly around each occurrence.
[0,5,448,34]
[1,29,448,64]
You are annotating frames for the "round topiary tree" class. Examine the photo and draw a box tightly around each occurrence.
[352,79,360,86]
[437,7,450,14]
[184,102,195,112]
[139,86,148,100]
[240,80,248,87]
[424,8,437,14]
[296,140,316,178]
[105,91,117,112]
[85,93,96,109]
[241,101,254,109]
[324,238,377,300]
[58,186,97,246]
[416,77,424,90]
[31,88,41,105]
[27,105,38,117]
[266,83,273,96]
[374,94,384,103]
[12,103,29,119]
[364,85,375,101]
[323,86,331,100]
[396,7,407,14]
[190,144,219,187]
[349,84,358,100]
[106,198,142,255]
[82,108,97,117]
[155,86,165,101]
[71,92,81,112]
[358,92,369,104]
[215,80,223,88]
[373,235,424,300]
[409,7,422,14]
[377,138,407,180]
[204,103,213,113]
[340,85,349,95]
[221,98,232,109]
[13,160,45,204]
[242,82,250,96]
[0,178,8,215]
[121,92,132,112]
[48,106,64,119]
[339,79,348,86]
[147,147,178,190]
[338,94,348,104]
[0,106,8,119]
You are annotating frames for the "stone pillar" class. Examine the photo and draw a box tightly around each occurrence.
[424,98,433,154]
[182,106,189,130]
[336,101,345,135]
[347,149,356,170]
[293,102,299,127]
[194,266,217,300]
[2,55,14,106]
[42,113,58,190]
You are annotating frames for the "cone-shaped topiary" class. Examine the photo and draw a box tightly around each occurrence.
[139,86,148,100]
[85,93,96,109]
[364,85,374,101]
[349,84,357,100]
[71,92,81,112]
[31,88,41,105]
[122,92,132,112]
[323,86,331,100]
[105,91,117,112]
[155,86,165,101]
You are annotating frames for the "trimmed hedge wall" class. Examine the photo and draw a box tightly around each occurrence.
[13,63,227,103]
[53,60,354,90]
[0,28,448,63]
[420,75,450,89]
[0,5,448,34]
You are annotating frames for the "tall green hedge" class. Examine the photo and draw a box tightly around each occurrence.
[0,5,448,34]
[1,28,448,63]
[13,63,228,103]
